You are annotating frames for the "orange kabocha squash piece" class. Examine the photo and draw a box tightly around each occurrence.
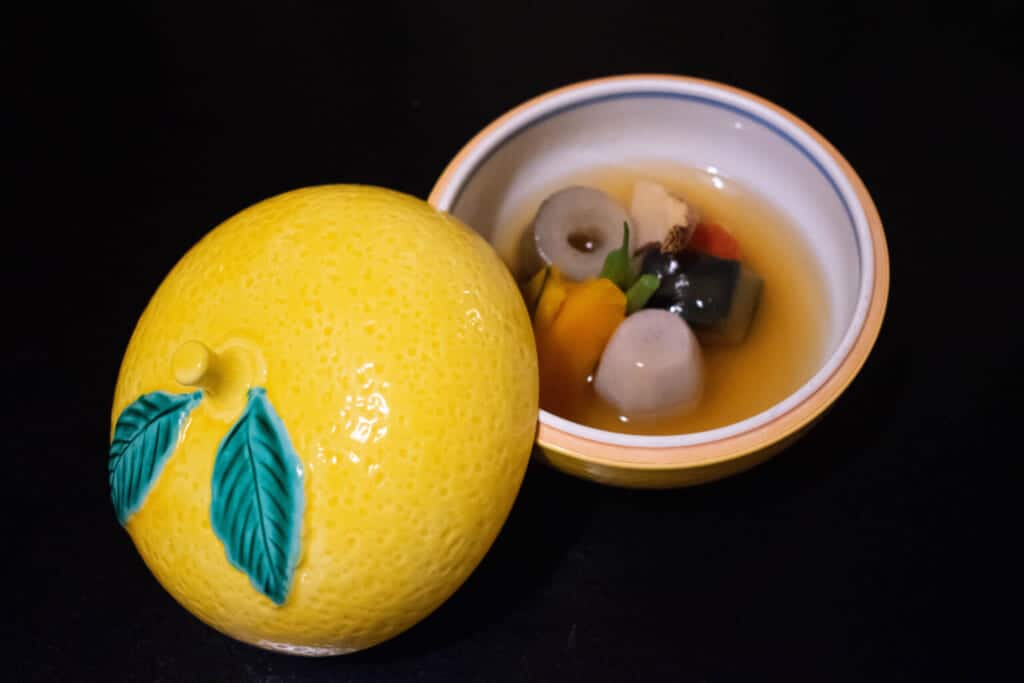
[533,273,626,415]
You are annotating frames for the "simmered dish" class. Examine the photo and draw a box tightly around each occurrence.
[500,165,827,435]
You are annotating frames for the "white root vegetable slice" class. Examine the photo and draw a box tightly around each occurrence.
[594,309,703,419]
[532,186,632,281]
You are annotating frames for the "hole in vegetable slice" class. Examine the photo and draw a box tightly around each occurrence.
[567,227,604,253]
[532,186,632,282]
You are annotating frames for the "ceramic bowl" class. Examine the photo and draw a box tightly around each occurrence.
[428,74,889,488]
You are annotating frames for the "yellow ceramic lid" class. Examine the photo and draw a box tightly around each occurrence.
[108,185,538,655]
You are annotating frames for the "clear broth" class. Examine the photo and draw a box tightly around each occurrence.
[495,163,829,435]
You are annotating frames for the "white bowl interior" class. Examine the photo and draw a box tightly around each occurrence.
[433,78,873,448]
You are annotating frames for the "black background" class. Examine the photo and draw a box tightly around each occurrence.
[7,2,1020,681]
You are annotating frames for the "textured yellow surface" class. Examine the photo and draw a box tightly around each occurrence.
[112,185,538,654]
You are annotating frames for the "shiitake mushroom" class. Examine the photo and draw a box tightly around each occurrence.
[629,179,700,253]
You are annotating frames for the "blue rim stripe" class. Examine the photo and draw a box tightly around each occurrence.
[450,91,860,254]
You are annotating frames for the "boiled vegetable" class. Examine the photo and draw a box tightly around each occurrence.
[531,186,633,281]
[522,266,550,317]
[629,180,700,253]
[598,223,635,291]
[594,309,703,419]
[700,264,763,345]
[534,274,626,413]
[644,250,737,326]
[533,267,573,332]
[625,273,660,314]
[641,249,764,344]
[688,222,742,260]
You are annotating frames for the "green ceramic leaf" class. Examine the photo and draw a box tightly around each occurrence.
[109,390,202,526]
[211,387,304,605]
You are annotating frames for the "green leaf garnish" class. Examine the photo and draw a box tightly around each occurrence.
[625,273,661,314]
[599,222,634,290]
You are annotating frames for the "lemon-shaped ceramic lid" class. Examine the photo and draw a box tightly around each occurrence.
[109,185,539,655]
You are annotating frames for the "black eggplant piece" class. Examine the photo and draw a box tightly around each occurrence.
[640,248,764,345]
